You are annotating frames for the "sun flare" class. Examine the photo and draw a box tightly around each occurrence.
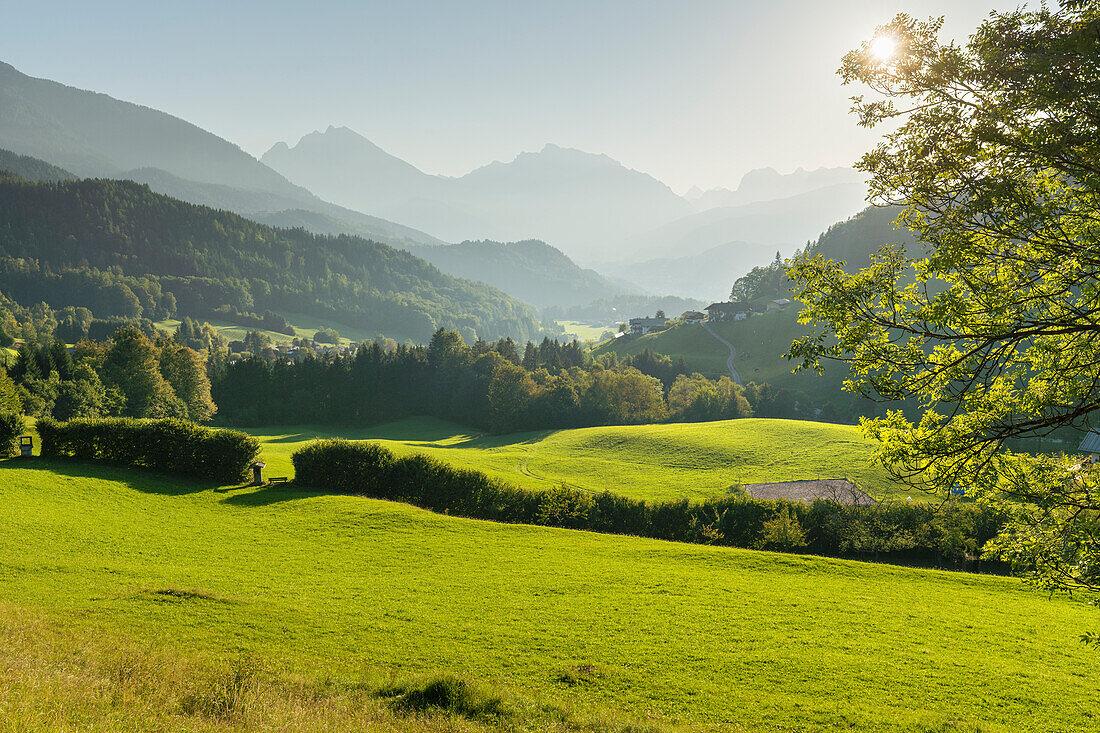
[870,35,896,62]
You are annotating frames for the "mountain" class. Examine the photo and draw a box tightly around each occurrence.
[0,60,298,193]
[0,62,442,249]
[262,128,693,259]
[403,239,625,310]
[0,174,542,343]
[689,166,865,211]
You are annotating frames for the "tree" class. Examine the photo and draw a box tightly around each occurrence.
[102,327,184,418]
[785,2,1100,626]
[160,345,217,422]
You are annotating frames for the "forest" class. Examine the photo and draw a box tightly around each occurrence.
[0,174,543,343]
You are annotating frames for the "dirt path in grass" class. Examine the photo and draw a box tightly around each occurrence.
[701,322,743,385]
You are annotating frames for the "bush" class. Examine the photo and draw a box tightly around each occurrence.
[37,417,259,483]
[0,410,22,456]
[290,440,1007,569]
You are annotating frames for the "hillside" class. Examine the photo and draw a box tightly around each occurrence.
[0,175,542,343]
[404,239,625,310]
[0,147,76,182]
[2,458,1096,731]
[0,63,443,250]
[240,416,905,501]
[810,204,916,268]
[0,61,297,193]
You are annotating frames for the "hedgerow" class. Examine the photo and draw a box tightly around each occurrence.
[292,439,1006,569]
[37,417,259,483]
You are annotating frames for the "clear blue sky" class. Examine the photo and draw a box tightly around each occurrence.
[7,0,1025,192]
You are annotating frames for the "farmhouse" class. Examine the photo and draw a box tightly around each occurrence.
[1080,429,1100,463]
[705,301,755,322]
[767,298,792,311]
[681,310,706,324]
[629,316,670,335]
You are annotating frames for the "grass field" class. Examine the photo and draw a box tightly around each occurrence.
[155,312,379,348]
[1,457,1098,731]
[556,320,613,342]
[592,310,849,393]
[238,416,906,501]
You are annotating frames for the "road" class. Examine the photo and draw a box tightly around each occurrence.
[700,322,743,386]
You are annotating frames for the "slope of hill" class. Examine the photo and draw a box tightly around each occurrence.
[0,61,297,193]
[809,204,916,268]
[240,416,905,501]
[0,147,76,182]
[263,128,693,257]
[2,458,1096,731]
[404,239,625,310]
[0,63,444,250]
[0,175,541,342]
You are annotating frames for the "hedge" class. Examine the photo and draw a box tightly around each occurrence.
[292,439,1007,569]
[37,417,260,483]
[0,410,21,456]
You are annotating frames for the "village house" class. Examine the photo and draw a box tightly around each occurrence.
[629,316,670,335]
[705,301,755,322]
[681,310,706,324]
[767,298,792,311]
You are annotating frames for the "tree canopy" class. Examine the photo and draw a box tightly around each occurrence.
[786,1,1100,620]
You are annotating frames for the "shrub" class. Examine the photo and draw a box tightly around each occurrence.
[753,506,809,551]
[37,417,259,483]
[0,410,22,456]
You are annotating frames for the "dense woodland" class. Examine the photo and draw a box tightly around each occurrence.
[0,174,543,343]
[212,329,807,431]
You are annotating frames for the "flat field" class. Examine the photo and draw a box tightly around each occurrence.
[240,416,906,501]
[0,458,1097,731]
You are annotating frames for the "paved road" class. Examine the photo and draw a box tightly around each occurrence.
[700,322,743,385]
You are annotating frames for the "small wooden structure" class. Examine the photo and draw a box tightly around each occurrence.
[250,461,266,486]
[18,436,32,458]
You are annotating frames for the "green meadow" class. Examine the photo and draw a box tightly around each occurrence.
[1,457,1097,731]
[592,311,848,393]
[240,416,906,502]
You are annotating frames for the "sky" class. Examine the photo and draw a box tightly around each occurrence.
[6,0,1027,193]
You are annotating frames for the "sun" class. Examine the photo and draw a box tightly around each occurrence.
[870,35,897,62]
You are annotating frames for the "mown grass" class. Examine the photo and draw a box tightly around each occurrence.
[154,312,374,348]
[592,311,848,393]
[1,458,1097,731]
[241,416,905,501]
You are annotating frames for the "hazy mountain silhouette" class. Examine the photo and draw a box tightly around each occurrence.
[263,128,693,258]
[0,61,442,248]
[687,166,865,210]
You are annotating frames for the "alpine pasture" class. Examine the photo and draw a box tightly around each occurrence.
[1,457,1097,732]
[241,416,905,502]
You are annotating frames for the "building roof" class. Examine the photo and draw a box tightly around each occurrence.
[1080,430,1100,453]
[706,301,752,312]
